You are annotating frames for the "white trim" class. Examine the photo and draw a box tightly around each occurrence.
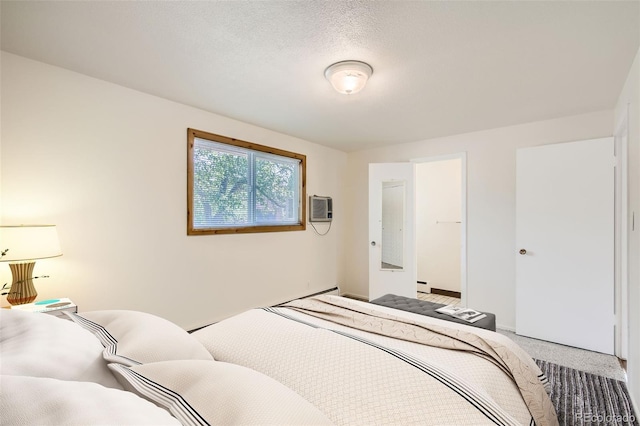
[614,104,630,359]
[629,389,640,426]
[410,153,468,307]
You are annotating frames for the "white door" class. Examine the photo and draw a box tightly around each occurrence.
[516,137,614,354]
[369,163,416,301]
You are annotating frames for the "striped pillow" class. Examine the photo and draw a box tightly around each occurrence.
[66,310,213,366]
[0,309,122,389]
[109,360,333,426]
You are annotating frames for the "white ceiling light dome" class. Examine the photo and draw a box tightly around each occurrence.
[324,60,373,95]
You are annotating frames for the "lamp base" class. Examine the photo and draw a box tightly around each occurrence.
[6,262,37,305]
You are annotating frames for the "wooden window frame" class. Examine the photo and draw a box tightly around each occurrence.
[187,128,306,235]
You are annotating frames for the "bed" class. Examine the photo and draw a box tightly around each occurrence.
[0,294,558,426]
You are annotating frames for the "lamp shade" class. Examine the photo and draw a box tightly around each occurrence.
[324,60,373,95]
[0,225,62,262]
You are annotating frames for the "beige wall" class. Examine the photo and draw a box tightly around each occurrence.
[615,46,639,410]
[3,46,636,409]
[0,52,347,330]
[416,159,461,292]
[342,110,613,330]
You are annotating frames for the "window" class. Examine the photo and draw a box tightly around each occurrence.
[187,128,306,235]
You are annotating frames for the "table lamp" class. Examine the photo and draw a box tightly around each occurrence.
[0,225,62,305]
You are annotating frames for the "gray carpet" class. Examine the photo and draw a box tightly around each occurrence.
[497,329,626,381]
[537,359,638,426]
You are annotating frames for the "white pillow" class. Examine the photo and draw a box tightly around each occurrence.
[0,375,181,425]
[109,360,334,426]
[0,309,122,389]
[66,310,214,366]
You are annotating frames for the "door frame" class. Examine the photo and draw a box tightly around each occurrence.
[411,153,468,306]
[614,105,629,359]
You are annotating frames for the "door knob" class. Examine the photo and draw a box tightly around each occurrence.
[371,241,376,246]
[519,249,527,255]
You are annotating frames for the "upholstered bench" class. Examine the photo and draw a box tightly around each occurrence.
[369,293,496,332]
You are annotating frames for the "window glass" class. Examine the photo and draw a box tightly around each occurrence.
[188,129,306,235]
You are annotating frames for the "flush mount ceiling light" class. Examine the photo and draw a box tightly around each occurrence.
[324,60,373,95]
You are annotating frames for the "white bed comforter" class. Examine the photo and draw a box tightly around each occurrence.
[193,295,556,426]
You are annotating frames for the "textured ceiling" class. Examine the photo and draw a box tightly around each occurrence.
[1,1,639,152]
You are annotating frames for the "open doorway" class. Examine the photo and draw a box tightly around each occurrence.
[413,154,467,306]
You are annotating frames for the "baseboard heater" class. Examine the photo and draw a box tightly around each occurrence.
[277,287,339,306]
[303,287,339,298]
[417,280,429,294]
[341,294,368,302]
[431,287,461,298]
[190,287,340,333]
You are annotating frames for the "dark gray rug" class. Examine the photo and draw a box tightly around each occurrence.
[536,359,638,426]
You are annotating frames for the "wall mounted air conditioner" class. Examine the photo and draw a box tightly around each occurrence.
[309,195,333,222]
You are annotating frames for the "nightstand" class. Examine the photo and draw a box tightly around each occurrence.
[10,298,77,318]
